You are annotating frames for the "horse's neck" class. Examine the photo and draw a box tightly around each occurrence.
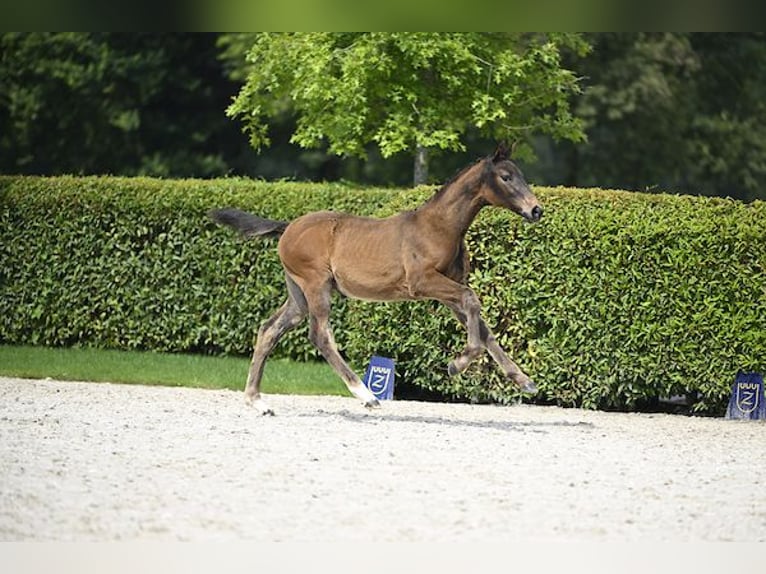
[419,167,485,240]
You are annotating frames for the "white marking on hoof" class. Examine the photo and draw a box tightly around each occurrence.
[516,377,538,395]
[351,384,380,409]
[256,401,275,416]
[247,395,275,416]
[521,380,538,395]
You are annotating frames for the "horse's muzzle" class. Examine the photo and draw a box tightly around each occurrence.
[527,205,543,222]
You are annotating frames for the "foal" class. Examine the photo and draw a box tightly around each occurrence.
[211,143,542,415]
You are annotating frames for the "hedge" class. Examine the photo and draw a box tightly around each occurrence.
[0,176,395,361]
[1,175,764,413]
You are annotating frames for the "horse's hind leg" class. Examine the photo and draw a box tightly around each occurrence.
[303,281,380,409]
[245,276,307,414]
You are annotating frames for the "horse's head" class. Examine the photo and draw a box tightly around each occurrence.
[479,142,542,222]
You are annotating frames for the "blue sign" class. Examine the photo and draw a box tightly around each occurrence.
[363,356,395,401]
[725,372,765,420]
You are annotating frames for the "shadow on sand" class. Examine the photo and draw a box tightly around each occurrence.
[298,408,595,434]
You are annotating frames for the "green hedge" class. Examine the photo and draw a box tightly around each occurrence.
[2,175,764,413]
[0,176,395,361]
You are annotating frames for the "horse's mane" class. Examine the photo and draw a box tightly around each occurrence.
[425,155,489,204]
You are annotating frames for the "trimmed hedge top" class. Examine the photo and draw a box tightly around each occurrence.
[2,175,764,413]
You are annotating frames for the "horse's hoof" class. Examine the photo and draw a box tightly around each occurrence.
[447,362,459,377]
[247,396,275,416]
[364,398,381,409]
[519,380,538,395]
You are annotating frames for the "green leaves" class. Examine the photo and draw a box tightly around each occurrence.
[0,33,246,178]
[227,33,589,178]
[569,33,766,201]
[0,176,395,360]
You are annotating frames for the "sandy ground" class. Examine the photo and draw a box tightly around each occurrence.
[1,375,765,542]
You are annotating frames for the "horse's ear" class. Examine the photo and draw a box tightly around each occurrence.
[492,141,510,163]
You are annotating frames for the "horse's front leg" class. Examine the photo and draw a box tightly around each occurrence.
[479,318,537,395]
[410,270,537,395]
[446,299,537,396]
[444,290,486,375]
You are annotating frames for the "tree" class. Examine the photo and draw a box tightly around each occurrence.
[0,32,252,177]
[684,33,766,200]
[565,33,699,191]
[227,33,590,185]
[554,33,766,201]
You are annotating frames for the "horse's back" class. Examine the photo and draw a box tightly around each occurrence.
[280,210,359,251]
[279,210,412,300]
[281,210,403,249]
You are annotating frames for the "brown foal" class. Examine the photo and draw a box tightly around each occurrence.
[210,142,542,414]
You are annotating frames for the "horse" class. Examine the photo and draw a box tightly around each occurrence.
[210,142,543,415]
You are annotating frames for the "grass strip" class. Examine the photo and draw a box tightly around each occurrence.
[0,345,347,396]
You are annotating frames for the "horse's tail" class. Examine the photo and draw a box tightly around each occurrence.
[208,208,288,239]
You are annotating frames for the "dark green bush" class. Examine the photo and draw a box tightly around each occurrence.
[1,176,764,413]
[0,176,396,360]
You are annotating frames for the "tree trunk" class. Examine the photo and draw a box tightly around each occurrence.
[565,141,579,188]
[413,144,429,186]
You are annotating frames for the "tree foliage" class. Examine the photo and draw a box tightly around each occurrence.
[3,33,766,199]
[559,33,766,201]
[0,32,250,177]
[226,33,590,183]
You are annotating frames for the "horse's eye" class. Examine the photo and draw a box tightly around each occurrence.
[501,173,513,182]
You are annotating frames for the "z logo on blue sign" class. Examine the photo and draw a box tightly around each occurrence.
[736,382,760,414]
[363,356,395,401]
[726,372,765,420]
